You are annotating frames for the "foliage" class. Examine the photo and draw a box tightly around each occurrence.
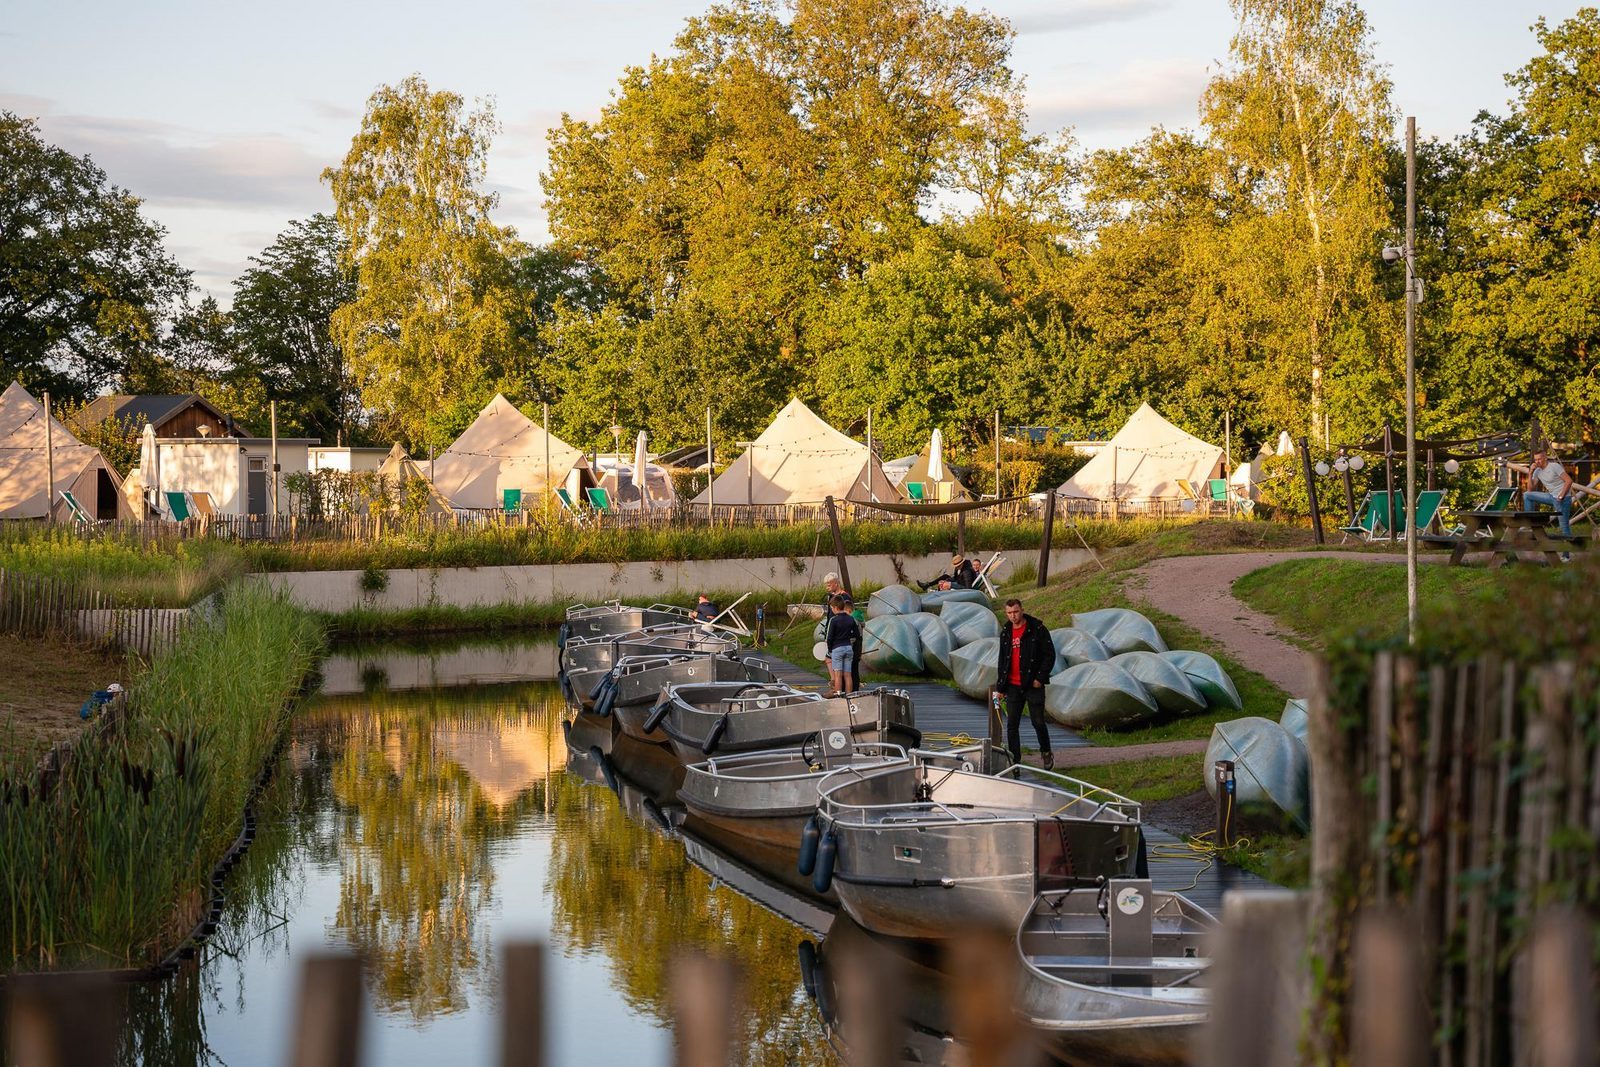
[957,440,1091,497]
[230,215,360,443]
[0,585,322,968]
[60,403,142,477]
[324,76,533,449]
[0,525,245,607]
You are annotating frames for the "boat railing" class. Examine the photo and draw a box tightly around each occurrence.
[698,743,908,779]
[997,765,1143,824]
[564,600,624,619]
[820,795,1034,827]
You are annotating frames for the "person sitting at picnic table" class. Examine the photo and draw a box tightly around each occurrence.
[693,594,720,622]
[918,553,978,591]
[1523,450,1575,562]
[824,593,860,696]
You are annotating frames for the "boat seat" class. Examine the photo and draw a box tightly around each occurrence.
[1032,954,1210,974]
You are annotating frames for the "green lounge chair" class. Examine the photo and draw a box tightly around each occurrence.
[502,488,522,514]
[59,490,94,525]
[585,487,613,512]
[164,491,191,522]
[1406,489,1446,534]
[905,482,927,503]
[1207,479,1229,503]
[1340,491,1394,542]
[1480,485,1516,512]
[554,486,589,525]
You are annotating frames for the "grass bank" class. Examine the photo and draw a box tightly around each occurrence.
[0,527,245,607]
[0,585,323,971]
[1233,558,1514,646]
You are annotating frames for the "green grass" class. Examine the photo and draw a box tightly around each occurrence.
[1233,558,1515,646]
[1062,754,1205,805]
[0,526,245,607]
[0,585,323,970]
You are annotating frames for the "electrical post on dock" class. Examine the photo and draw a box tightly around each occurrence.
[1213,760,1236,847]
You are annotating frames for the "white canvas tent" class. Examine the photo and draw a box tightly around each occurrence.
[1230,445,1272,502]
[429,395,591,510]
[376,443,453,514]
[1057,403,1224,502]
[899,429,970,503]
[0,382,133,520]
[691,398,901,506]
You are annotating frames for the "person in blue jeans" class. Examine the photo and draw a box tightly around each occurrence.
[1523,450,1574,561]
[824,593,860,696]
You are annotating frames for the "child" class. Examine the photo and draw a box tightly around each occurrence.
[824,592,860,696]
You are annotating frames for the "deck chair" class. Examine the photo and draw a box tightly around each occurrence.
[973,552,1006,597]
[1175,479,1207,514]
[58,490,96,525]
[585,487,613,512]
[1207,479,1229,504]
[1404,489,1446,534]
[905,482,927,503]
[1479,485,1517,512]
[189,492,216,518]
[554,486,590,526]
[502,488,522,514]
[164,490,192,522]
[1339,492,1394,542]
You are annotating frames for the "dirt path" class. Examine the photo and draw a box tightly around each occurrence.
[1126,551,1411,696]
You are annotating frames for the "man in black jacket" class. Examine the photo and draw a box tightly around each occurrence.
[994,598,1055,769]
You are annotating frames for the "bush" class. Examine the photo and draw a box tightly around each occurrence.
[957,442,1090,496]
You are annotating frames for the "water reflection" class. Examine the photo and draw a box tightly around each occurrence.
[118,636,834,1065]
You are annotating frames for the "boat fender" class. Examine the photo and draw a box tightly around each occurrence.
[701,713,730,755]
[812,830,838,894]
[560,718,572,740]
[594,680,618,719]
[557,622,567,649]
[900,725,923,749]
[797,815,822,876]
[643,699,672,735]
[797,941,820,999]
[594,748,619,794]
[643,797,672,832]
[589,673,613,702]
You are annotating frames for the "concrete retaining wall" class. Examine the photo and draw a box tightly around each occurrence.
[256,549,1095,615]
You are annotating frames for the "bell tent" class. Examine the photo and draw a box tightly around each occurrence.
[429,395,591,510]
[897,429,970,503]
[690,398,900,507]
[375,444,453,514]
[1057,403,1224,503]
[0,382,133,520]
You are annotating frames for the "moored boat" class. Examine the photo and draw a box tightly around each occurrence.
[809,763,1142,938]
[560,601,695,645]
[654,682,920,764]
[1016,882,1213,1066]
[606,654,777,742]
[560,625,739,707]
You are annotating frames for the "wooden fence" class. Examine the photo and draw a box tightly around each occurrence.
[0,569,189,659]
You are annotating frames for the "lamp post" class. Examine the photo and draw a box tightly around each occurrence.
[1383,116,1421,645]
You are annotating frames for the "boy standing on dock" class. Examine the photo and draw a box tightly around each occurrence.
[824,593,859,697]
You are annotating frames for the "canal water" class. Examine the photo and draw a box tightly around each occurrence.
[118,633,842,1066]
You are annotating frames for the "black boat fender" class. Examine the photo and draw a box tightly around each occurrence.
[560,718,572,740]
[797,815,822,876]
[812,830,838,894]
[701,713,730,755]
[797,940,820,1000]
[594,748,619,794]
[643,698,671,735]
[594,678,618,719]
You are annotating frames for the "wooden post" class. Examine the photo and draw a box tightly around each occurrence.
[1384,420,1398,543]
[43,391,56,522]
[1527,908,1597,1067]
[1307,659,1365,1061]
[1036,490,1055,588]
[6,973,126,1067]
[1202,890,1310,1067]
[1110,445,1119,521]
[957,509,966,556]
[1352,909,1425,1067]
[1224,409,1232,518]
[270,401,280,518]
[543,402,551,513]
[705,407,714,525]
[865,406,874,502]
[501,942,545,1067]
[670,952,739,1067]
[1299,436,1325,544]
[824,496,851,597]
[289,954,363,1067]
[993,409,1001,500]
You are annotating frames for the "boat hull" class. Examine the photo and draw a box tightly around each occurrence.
[660,686,918,764]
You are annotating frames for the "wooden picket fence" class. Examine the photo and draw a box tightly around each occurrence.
[0,569,189,659]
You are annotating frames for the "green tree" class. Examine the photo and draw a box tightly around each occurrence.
[1202,0,1395,433]
[324,76,533,448]
[0,112,189,400]
[231,215,360,443]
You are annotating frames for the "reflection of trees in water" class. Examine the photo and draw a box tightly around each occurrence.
[315,685,565,1020]
[546,774,833,1066]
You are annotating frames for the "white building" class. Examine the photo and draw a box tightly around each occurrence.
[308,446,391,474]
[156,436,319,516]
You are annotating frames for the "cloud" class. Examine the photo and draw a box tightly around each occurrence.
[0,93,332,211]
[1010,0,1170,35]
[1026,58,1211,136]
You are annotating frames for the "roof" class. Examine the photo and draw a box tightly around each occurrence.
[1057,403,1224,501]
[77,394,250,435]
[689,398,900,506]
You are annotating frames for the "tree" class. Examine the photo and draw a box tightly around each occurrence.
[1202,0,1394,433]
[231,215,360,443]
[0,112,189,400]
[324,76,533,448]
[123,295,268,432]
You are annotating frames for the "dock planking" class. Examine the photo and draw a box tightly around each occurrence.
[749,651,1092,750]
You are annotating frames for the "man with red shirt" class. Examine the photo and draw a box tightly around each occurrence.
[994,598,1055,769]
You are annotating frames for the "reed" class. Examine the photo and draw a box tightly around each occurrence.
[0,584,322,970]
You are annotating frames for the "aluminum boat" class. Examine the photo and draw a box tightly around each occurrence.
[810,763,1142,938]
[654,682,920,764]
[607,654,776,742]
[1016,882,1213,1066]
[559,624,739,707]
[560,601,696,644]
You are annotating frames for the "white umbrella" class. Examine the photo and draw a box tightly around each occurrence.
[633,430,650,508]
[928,428,946,483]
[140,423,159,517]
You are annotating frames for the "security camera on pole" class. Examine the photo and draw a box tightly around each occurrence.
[1381,117,1422,646]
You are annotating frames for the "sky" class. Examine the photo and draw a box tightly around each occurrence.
[1,0,1583,302]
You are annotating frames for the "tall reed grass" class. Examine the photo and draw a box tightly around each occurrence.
[0,525,244,607]
[0,584,322,970]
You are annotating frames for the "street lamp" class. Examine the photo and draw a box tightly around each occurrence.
[1383,116,1422,646]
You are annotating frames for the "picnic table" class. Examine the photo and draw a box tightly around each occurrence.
[1420,509,1587,565]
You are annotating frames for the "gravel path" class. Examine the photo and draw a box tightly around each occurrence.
[1125,550,1413,696]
